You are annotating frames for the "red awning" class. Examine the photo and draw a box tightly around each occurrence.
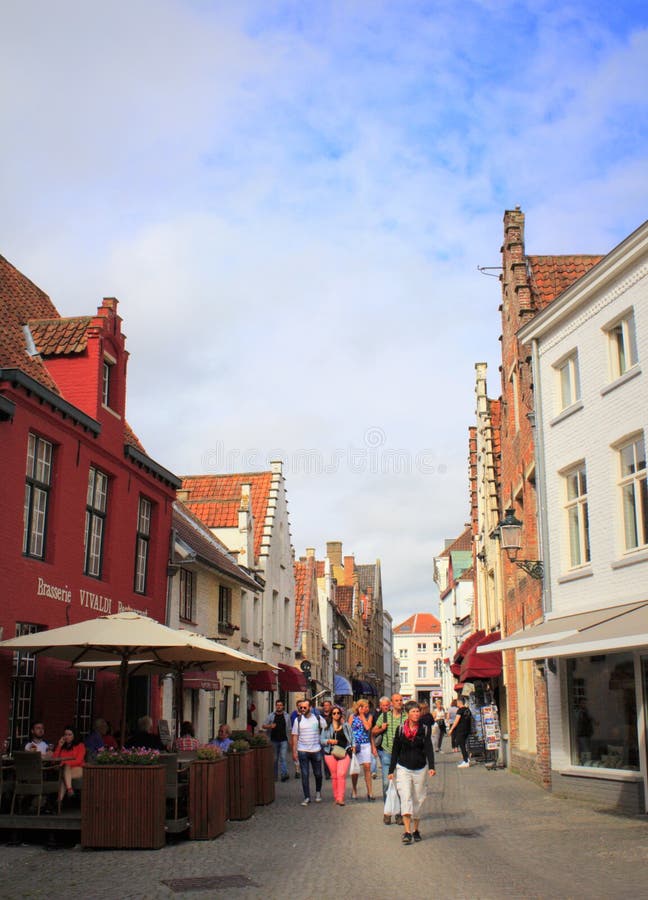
[278,664,308,692]
[453,629,486,664]
[460,631,502,681]
[183,672,221,691]
[449,662,462,676]
[247,670,278,692]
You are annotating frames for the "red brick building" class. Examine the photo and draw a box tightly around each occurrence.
[497,209,602,786]
[0,255,180,749]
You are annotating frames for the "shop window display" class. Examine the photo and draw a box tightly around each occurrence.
[567,653,638,770]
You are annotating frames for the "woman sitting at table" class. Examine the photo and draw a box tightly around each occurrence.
[174,721,199,752]
[209,723,232,752]
[53,725,86,801]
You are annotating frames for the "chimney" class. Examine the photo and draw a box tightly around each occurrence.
[344,555,355,586]
[306,548,315,559]
[326,541,343,567]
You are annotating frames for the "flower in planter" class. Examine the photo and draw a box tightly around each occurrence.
[94,747,161,765]
[230,729,252,742]
[196,745,223,761]
[248,733,270,747]
[227,739,251,754]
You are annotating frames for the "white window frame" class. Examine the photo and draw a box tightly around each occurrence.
[605,310,638,380]
[417,662,427,679]
[134,496,151,594]
[563,463,590,568]
[23,433,53,559]
[555,351,581,412]
[618,434,648,552]
[399,667,408,683]
[84,467,108,577]
[417,642,427,652]
[398,648,408,659]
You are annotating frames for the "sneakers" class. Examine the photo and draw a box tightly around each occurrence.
[395,813,403,825]
[280,775,290,782]
[412,830,422,842]
[314,792,322,803]
[458,761,470,768]
[301,798,311,806]
[401,832,412,845]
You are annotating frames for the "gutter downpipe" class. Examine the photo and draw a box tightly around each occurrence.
[530,336,552,615]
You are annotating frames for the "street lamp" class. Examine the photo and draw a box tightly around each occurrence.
[494,507,544,580]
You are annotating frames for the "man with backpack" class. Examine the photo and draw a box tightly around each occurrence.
[291,698,325,805]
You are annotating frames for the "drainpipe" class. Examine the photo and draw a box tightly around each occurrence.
[529,336,551,613]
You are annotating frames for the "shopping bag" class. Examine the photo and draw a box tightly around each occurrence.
[384,780,401,817]
[349,751,360,776]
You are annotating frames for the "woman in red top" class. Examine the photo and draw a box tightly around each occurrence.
[53,725,86,802]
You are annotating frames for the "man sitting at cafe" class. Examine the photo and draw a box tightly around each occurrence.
[25,721,50,755]
[84,717,116,757]
[125,715,165,751]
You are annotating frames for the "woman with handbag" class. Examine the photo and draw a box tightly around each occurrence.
[321,706,353,805]
[348,699,377,801]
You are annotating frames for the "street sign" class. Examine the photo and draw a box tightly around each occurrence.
[332,642,346,650]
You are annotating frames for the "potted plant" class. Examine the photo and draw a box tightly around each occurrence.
[188,745,227,840]
[226,739,255,820]
[81,748,165,849]
[247,733,275,806]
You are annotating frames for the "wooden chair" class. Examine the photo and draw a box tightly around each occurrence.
[160,753,189,820]
[10,752,60,815]
[0,760,15,813]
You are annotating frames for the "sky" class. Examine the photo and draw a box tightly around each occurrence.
[2,1,648,625]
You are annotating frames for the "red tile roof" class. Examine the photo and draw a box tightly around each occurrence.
[335,584,354,618]
[0,254,60,392]
[181,472,274,561]
[29,317,92,356]
[438,526,472,558]
[527,256,603,309]
[174,503,259,591]
[315,560,325,578]
[394,612,441,634]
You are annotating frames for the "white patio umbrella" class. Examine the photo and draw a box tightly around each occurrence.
[0,611,274,744]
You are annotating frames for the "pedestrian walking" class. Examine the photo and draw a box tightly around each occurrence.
[348,699,376,802]
[291,698,325,806]
[448,696,472,767]
[320,705,353,805]
[447,699,459,752]
[388,701,435,845]
[432,699,447,752]
[373,692,405,822]
[261,700,292,782]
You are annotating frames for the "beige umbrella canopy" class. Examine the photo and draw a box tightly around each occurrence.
[0,611,274,743]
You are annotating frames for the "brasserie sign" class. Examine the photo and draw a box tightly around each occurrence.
[36,577,147,616]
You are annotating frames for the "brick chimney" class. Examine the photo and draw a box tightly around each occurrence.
[326,541,342,567]
[344,555,355,586]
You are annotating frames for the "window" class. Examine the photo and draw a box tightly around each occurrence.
[509,369,520,433]
[399,667,408,683]
[84,467,108,577]
[240,591,248,638]
[219,585,232,628]
[179,569,195,622]
[284,597,290,646]
[9,623,42,752]
[23,434,53,559]
[134,497,151,594]
[399,648,408,659]
[417,642,427,652]
[564,465,590,567]
[556,353,580,411]
[618,436,648,551]
[75,668,96,737]
[417,663,427,679]
[607,312,638,379]
[102,361,112,407]
[272,590,279,642]
[567,653,638,770]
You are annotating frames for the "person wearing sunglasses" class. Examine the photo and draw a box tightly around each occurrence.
[291,698,325,806]
[320,706,353,805]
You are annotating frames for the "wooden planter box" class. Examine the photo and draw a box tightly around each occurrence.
[226,750,255,821]
[188,758,226,840]
[81,765,165,849]
[253,744,275,806]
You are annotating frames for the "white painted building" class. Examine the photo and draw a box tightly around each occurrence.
[382,609,394,697]
[508,220,648,814]
[433,530,474,705]
[393,613,443,703]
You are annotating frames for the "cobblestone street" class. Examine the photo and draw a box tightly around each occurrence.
[1,752,647,899]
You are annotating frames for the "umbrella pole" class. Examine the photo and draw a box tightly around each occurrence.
[174,668,184,740]
[119,657,129,749]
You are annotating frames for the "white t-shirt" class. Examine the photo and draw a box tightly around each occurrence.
[292,713,322,752]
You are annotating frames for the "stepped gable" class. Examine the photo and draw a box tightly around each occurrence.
[527,255,603,309]
[356,564,376,594]
[181,471,274,560]
[294,556,317,645]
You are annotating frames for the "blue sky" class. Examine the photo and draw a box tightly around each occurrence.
[2,1,648,623]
